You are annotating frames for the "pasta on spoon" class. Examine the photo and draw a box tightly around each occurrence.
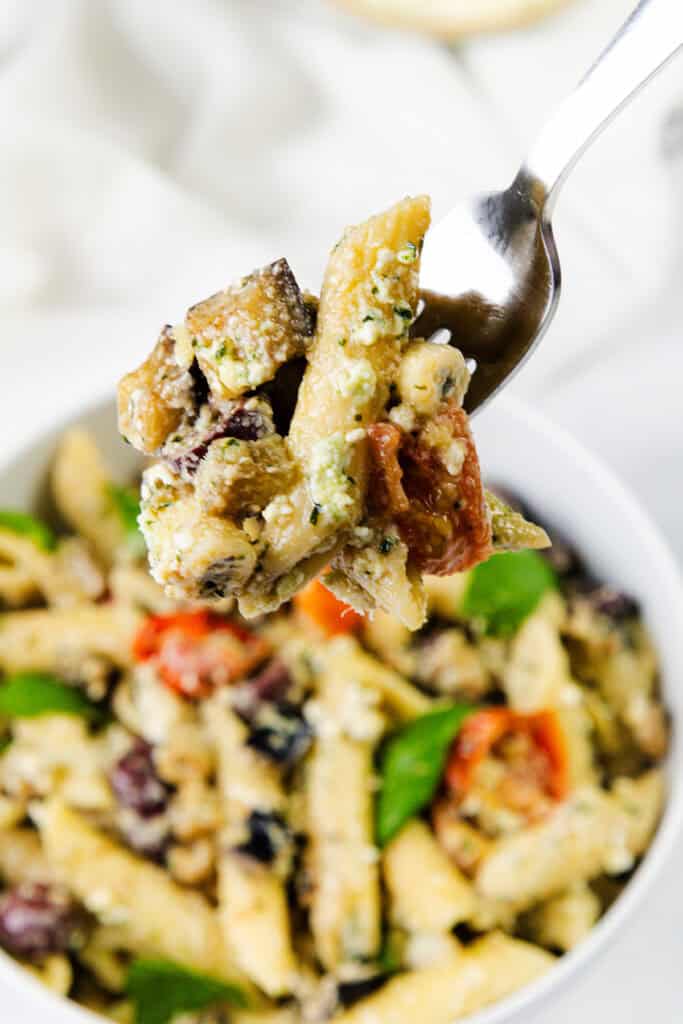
[118,197,548,628]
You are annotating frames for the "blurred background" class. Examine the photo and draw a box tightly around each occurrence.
[0,0,681,1018]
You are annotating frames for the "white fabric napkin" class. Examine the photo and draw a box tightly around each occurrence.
[0,0,681,460]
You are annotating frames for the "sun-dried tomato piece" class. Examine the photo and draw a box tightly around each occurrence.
[133,610,270,698]
[366,422,409,518]
[367,401,492,575]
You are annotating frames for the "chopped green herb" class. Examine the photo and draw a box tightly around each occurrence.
[376,704,471,846]
[126,959,247,1024]
[461,551,557,636]
[393,305,412,320]
[338,337,347,347]
[225,438,240,447]
[378,930,405,974]
[309,504,321,526]
[362,313,377,323]
[215,343,226,360]
[397,242,417,265]
[0,674,101,721]
[0,510,56,551]
[0,735,11,755]
[378,535,398,555]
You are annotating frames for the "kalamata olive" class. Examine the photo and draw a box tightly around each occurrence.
[261,356,307,436]
[246,701,312,765]
[109,740,170,818]
[168,402,272,478]
[117,809,170,861]
[0,884,84,959]
[337,976,389,1006]
[189,358,210,409]
[234,810,293,865]
[233,660,293,719]
[573,581,640,622]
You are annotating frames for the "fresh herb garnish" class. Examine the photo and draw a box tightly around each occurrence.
[393,305,412,320]
[126,959,247,1024]
[309,504,321,526]
[0,735,11,755]
[461,551,556,636]
[0,510,56,551]
[215,343,226,360]
[376,704,471,846]
[397,242,417,264]
[0,674,101,720]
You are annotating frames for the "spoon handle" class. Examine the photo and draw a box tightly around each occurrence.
[525,0,683,214]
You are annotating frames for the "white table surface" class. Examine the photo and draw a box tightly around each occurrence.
[0,0,682,1020]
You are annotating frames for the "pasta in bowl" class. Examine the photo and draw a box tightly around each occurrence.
[0,396,681,1024]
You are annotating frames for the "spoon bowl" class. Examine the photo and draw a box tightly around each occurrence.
[415,0,682,414]
[418,172,560,412]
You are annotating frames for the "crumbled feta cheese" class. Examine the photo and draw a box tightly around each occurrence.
[309,434,354,523]
[345,428,366,444]
[405,932,458,970]
[171,324,194,369]
[262,494,294,526]
[442,439,466,477]
[389,403,416,432]
[335,357,377,404]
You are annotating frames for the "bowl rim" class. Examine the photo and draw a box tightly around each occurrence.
[0,390,681,1024]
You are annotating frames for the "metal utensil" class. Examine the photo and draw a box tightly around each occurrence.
[417,0,683,413]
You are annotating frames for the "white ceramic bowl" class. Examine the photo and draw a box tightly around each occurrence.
[0,393,681,1024]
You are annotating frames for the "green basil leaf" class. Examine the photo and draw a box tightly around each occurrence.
[0,674,100,720]
[376,704,471,847]
[126,959,247,1024]
[461,550,556,636]
[106,483,146,556]
[0,510,56,551]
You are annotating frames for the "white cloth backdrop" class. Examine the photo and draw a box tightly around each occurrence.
[0,0,682,1020]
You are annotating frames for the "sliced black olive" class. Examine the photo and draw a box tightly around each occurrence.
[246,701,312,765]
[234,809,293,865]
[337,976,390,1007]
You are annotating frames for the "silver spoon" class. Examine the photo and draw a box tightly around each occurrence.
[417,0,683,413]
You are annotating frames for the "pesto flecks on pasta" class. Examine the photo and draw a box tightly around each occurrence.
[117,197,549,628]
[0,429,669,1024]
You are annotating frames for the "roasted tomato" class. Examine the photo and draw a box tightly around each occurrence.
[294,578,364,636]
[446,707,569,810]
[367,401,492,575]
[133,610,270,697]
